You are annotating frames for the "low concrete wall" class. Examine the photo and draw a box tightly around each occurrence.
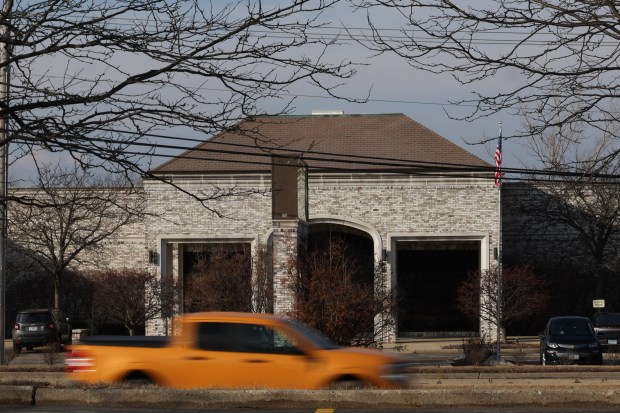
[32,387,620,409]
[0,386,33,405]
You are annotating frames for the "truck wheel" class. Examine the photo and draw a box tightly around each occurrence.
[327,377,366,390]
[123,371,154,386]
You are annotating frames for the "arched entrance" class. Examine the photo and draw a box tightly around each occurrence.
[308,223,375,285]
[306,218,382,339]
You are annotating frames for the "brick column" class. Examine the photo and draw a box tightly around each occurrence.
[272,219,307,315]
[271,159,308,315]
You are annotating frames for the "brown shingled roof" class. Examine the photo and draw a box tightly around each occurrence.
[150,113,491,174]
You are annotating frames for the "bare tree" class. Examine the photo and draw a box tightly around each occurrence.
[252,244,273,314]
[288,238,396,347]
[513,124,620,303]
[357,0,620,167]
[91,268,171,336]
[8,162,143,308]
[3,0,359,198]
[457,265,549,337]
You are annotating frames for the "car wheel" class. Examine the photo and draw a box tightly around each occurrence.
[13,344,21,354]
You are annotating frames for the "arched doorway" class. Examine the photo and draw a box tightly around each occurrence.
[308,223,375,285]
[306,221,379,338]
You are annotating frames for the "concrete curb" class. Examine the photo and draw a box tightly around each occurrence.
[32,387,620,409]
[0,385,33,405]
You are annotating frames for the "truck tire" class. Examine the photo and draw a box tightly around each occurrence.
[327,376,366,390]
[123,371,155,386]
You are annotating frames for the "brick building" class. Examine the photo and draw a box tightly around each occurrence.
[143,113,500,340]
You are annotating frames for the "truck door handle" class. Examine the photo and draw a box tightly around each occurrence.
[184,356,211,361]
[244,359,270,363]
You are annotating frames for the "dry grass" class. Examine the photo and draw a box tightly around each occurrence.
[511,343,528,365]
[3,348,15,365]
[43,343,61,366]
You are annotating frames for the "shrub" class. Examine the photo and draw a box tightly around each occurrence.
[461,336,494,366]
[288,238,396,347]
[457,264,549,338]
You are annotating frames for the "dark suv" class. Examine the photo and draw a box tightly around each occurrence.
[592,312,620,351]
[11,308,72,352]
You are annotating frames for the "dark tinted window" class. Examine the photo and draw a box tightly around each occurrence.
[595,313,620,326]
[285,319,339,350]
[197,322,301,354]
[549,319,594,336]
[17,312,52,324]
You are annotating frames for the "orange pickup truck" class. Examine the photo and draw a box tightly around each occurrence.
[66,312,412,389]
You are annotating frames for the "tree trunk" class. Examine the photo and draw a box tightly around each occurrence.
[53,274,61,309]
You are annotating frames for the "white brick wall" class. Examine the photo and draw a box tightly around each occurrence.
[8,187,148,273]
[8,171,500,340]
[142,172,499,338]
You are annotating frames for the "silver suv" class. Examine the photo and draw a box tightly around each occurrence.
[12,308,72,352]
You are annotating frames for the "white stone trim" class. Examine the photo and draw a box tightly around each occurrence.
[308,215,383,262]
[387,232,490,272]
[387,232,491,338]
[309,173,491,188]
[157,234,260,296]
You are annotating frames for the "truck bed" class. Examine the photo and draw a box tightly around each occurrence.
[80,335,170,348]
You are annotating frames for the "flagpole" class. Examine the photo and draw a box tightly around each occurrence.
[495,123,503,363]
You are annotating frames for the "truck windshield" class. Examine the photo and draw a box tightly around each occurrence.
[286,320,340,350]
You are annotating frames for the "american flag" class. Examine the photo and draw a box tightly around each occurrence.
[494,136,502,187]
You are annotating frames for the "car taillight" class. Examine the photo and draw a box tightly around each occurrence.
[48,322,56,329]
[13,323,20,331]
[65,350,95,373]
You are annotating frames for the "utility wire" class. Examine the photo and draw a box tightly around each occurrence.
[13,73,479,108]
[27,13,616,46]
[89,127,620,180]
[16,129,620,182]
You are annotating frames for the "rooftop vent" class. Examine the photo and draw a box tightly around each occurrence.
[311,110,344,116]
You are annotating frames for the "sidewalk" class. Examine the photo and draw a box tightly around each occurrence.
[3,336,620,408]
[384,336,542,366]
[3,336,543,367]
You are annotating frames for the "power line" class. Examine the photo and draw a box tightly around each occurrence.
[14,128,620,182]
[29,12,615,46]
[14,73,479,109]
